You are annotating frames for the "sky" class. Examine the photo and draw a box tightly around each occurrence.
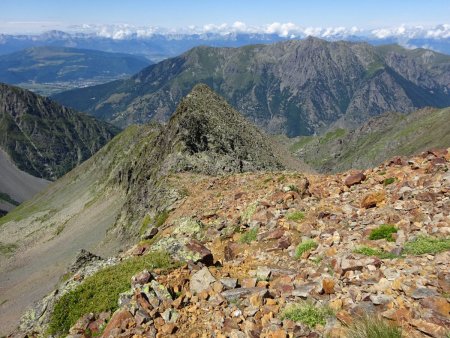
[0,0,449,34]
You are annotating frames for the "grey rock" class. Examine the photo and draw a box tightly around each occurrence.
[69,249,102,273]
[411,287,439,299]
[161,308,179,323]
[370,294,393,305]
[256,266,272,281]
[220,277,238,290]
[221,287,268,301]
[149,280,173,301]
[292,283,316,298]
[190,267,216,294]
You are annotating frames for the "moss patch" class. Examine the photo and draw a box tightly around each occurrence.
[281,301,334,328]
[404,236,450,255]
[353,246,398,259]
[295,239,317,258]
[286,211,305,222]
[48,251,177,336]
[369,224,397,242]
[239,228,258,244]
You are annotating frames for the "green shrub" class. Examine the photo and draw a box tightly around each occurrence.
[383,177,396,186]
[286,211,305,222]
[369,224,397,242]
[48,251,177,336]
[239,228,258,244]
[404,236,450,255]
[281,301,333,328]
[295,239,317,258]
[346,315,402,338]
[353,246,398,259]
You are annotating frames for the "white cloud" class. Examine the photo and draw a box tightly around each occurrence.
[7,22,449,41]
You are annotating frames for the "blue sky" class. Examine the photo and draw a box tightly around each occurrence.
[1,0,449,34]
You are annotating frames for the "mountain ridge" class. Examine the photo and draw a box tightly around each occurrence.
[53,38,450,136]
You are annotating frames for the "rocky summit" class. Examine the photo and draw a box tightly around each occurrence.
[14,146,450,337]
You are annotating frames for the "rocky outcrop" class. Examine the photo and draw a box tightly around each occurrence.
[114,84,286,236]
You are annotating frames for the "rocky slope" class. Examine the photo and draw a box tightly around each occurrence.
[0,46,151,95]
[53,38,450,136]
[14,148,450,338]
[0,83,120,181]
[0,149,49,214]
[0,85,292,335]
[285,106,450,173]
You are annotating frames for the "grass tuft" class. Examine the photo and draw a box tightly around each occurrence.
[48,251,177,336]
[404,236,450,255]
[295,239,317,258]
[353,246,398,259]
[383,177,396,186]
[346,315,402,338]
[281,301,334,328]
[286,211,305,222]
[369,224,397,242]
[239,228,258,244]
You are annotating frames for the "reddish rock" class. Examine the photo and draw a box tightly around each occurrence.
[160,322,177,334]
[241,278,257,288]
[344,172,366,187]
[252,209,274,224]
[222,318,239,333]
[131,244,148,256]
[267,329,288,338]
[322,278,335,294]
[336,310,353,325]
[277,236,291,249]
[410,319,447,337]
[101,309,133,338]
[131,270,152,286]
[415,192,437,202]
[381,308,411,322]
[420,297,450,317]
[224,241,240,261]
[361,191,386,208]
[185,239,213,265]
[266,228,285,240]
[388,156,407,166]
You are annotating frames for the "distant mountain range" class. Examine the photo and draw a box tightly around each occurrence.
[0,83,119,213]
[0,47,151,95]
[0,26,449,61]
[53,38,450,136]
